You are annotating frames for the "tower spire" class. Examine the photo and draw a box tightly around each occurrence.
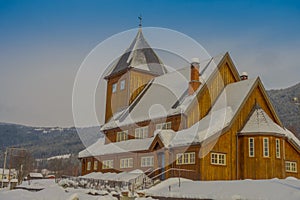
[138,14,142,28]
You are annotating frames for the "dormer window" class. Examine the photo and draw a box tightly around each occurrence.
[112,83,117,93]
[120,80,126,91]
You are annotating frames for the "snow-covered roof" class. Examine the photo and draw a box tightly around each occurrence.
[80,170,144,182]
[29,173,43,178]
[240,106,286,135]
[0,168,17,175]
[160,78,258,148]
[101,53,226,131]
[284,128,300,150]
[78,137,153,158]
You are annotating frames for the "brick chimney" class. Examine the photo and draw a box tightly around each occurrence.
[188,58,201,95]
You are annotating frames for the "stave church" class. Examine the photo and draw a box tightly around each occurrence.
[79,26,300,181]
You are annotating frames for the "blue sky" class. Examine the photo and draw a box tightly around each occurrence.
[0,0,299,126]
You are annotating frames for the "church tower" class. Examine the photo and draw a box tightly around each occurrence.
[104,27,167,122]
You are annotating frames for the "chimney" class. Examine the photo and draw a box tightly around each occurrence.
[240,72,248,80]
[188,58,201,95]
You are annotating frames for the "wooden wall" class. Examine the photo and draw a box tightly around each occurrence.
[105,72,129,122]
[105,69,155,123]
[187,59,239,128]
[129,70,155,104]
[284,141,300,178]
[239,135,285,179]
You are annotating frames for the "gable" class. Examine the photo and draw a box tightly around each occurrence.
[185,52,241,128]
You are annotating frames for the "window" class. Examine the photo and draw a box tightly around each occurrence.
[120,158,133,168]
[94,160,98,170]
[276,139,280,158]
[141,156,154,167]
[286,161,297,173]
[210,153,226,165]
[117,130,128,142]
[263,138,269,157]
[156,122,172,130]
[135,126,148,139]
[102,160,114,169]
[248,138,255,157]
[87,161,91,171]
[176,152,195,165]
[120,80,126,91]
[112,83,117,93]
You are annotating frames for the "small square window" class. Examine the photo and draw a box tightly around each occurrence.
[120,80,125,91]
[112,83,117,93]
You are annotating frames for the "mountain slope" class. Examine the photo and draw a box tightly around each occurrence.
[0,124,102,161]
[267,82,300,138]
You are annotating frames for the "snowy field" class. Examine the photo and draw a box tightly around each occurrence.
[0,177,300,200]
[145,177,300,200]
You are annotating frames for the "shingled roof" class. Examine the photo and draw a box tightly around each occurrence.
[105,28,167,79]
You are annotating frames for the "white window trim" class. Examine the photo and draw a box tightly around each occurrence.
[117,130,128,142]
[176,152,195,165]
[285,161,297,173]
[112,83,117,93]
[120,79,126,91]
[263,137,269,157]
[87,161,91,171]
[120,158,133,169]
[135,126,149,139]
[210,153,226,166]
[102,160,114,169]
[156,122,172,130]
[248,137,255,157]
[141,156,154,167]
[276,138,281,158]
[93,160,98,170]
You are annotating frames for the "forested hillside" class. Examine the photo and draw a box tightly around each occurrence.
[268,82,300,138]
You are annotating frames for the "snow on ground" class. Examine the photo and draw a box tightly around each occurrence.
[0,180,118,200]
[145,177,300,200]
[1,178,300,200]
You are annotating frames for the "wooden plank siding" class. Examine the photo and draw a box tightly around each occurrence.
[105,69,155,123]
[284,140,300,178]
[239,135,285,179]
[186,57,239,128]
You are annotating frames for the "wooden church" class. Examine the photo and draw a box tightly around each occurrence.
[79,27,300,181]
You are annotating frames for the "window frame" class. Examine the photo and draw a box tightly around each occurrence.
[135,126,149,139]
[248,137,255,157]
[116,130,128,142]
[93,160,98,170]
[176,152,195,165]
[120,79,126,91]
[285,161,297,173]
[120,158,133,169]
[141,156,154,167]
[156,122,172,130]
[276,138,281,158]
[210,152,226,166]
[112,83,117,93]
[87,161,91,171]
[263,137,269,157]
[102,160,114,169]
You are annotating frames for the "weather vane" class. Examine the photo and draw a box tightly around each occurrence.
[138,14,142,27]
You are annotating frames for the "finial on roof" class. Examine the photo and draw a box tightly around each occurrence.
[138,14,142,28]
